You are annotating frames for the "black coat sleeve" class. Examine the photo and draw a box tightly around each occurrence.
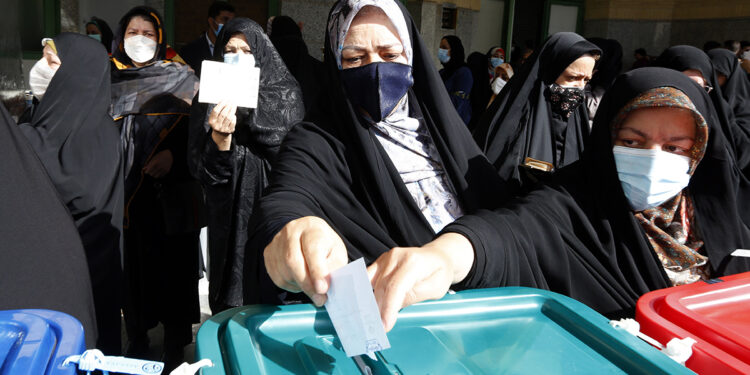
[442,183,645,317]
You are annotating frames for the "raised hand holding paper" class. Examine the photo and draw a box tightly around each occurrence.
[324,258,391,358]
[198,60,259,108]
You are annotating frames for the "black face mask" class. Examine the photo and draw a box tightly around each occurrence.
[546,83,584,119]
[339,62,414,123]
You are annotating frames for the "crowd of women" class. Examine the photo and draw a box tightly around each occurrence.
[2,0,750,371]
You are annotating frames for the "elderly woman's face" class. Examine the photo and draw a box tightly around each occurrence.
[341,7,407,69]
[614,107,696,157]
[555,55,595,88]
[225,33,251,54]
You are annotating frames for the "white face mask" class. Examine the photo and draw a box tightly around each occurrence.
[29,58,57,100]
[124,35,157,63]
[612,145,692,211]
[223,52,255,68]
[491,77,506,95]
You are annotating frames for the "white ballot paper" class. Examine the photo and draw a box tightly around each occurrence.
[731,249,750,258]
[198,60,260,108]
[324,258,391,358]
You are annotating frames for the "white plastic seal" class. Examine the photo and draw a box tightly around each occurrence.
[169,359,214,375]
[662,338,697,365]
[609,318,696,365]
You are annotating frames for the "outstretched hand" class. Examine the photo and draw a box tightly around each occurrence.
[368,233,474,331]
[264,216,349,306]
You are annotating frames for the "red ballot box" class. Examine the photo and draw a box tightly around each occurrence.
[636,271,750,375]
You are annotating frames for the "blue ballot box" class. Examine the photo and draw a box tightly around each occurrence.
[0,309,86,375]
[196,287,694,374]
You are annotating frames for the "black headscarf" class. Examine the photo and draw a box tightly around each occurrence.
[439,35,466,80]
[87,16,114,53]
[188,18,304,309]
[1,103,98,347]
[708,48,750,143]
[18,32,123,291]
[467,51,492,131]
[269,15,302,38]
[110,7,199,211]
[446,68,750,317]
[588,37,622,90]
[268,16,325,115]
[246,0,503,303]
[655,45,750,173]
[18,33,123,353]
[473,32,601,193]
[112,6,168,67]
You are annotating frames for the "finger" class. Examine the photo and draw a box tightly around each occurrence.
[218,101,233,122]
[300,232,335,295]
[286,235,317,299]
[264,233,303,293]
[366,259,379,283]
[221,114,234,133]
[378,262,419,332]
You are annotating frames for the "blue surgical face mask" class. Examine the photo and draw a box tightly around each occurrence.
[223,52,255,67]
[88,33,102,42]
[438,48,450,64]
[339,62,414,123]
[612,145,692,211]
[490,57,504,68]
[214,22,224,36]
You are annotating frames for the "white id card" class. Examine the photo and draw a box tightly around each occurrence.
[198,60,260,108]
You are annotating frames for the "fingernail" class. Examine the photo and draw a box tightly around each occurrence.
[312,294,326,306]
[315,279,327,294]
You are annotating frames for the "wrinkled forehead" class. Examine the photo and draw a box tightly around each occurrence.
[328,0,412,68]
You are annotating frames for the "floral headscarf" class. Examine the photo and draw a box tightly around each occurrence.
[611,86,710,286]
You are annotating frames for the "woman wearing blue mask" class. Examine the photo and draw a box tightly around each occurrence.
[438,35,473,125]
[474,33,601,195]
[187,18,304,313]
[85,16,114,54]
[110,6,202,369]
[371,67,750,331]
[247,0,503,309]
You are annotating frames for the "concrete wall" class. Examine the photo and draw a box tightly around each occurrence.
[278,0,480,65]
[279,0,336,61]
[77,0,162,35]
[471,0,504,56]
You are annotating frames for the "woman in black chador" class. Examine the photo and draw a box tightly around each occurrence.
[18,33,123,354]
[188,17,304,312]
[110,6,202,368]
[1,102,99,350]
[247,0,503,307]
[473,33,601,194]
[371,68,750,330]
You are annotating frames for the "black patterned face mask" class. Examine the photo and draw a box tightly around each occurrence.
[546,83,584,119]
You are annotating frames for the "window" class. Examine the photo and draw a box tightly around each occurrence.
[21,0,60,59]
[441,6,457,30]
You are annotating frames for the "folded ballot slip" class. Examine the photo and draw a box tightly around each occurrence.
[198,60,260,108]
[324,258,391,358]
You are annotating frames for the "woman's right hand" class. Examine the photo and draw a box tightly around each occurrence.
[208,101,237,151]
[263,216,349,306]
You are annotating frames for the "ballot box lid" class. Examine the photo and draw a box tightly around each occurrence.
[0,309,85,375]
[197,287,690,375]
[637,271,750,375]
